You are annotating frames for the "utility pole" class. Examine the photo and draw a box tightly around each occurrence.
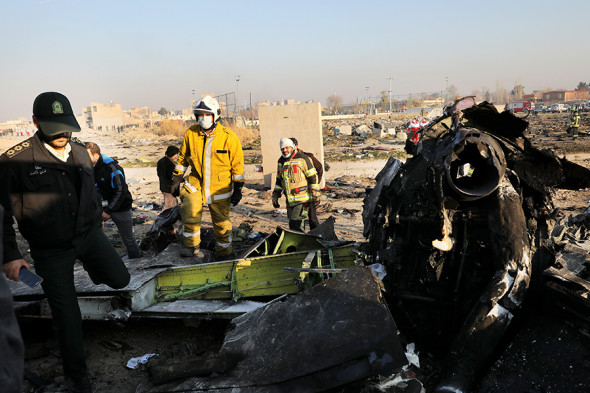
[235,75,240,117]
[386,77,393,113]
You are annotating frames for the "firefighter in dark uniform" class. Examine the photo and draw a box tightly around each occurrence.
[0,92,130,393]
[272,138,320,231]
[289,137,323,230]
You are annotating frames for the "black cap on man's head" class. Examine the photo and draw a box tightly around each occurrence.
[33,92,81,136]
[165,146,180,157]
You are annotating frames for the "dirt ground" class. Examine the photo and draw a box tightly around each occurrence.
[3,110,590,392]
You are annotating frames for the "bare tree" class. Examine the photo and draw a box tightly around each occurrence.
[482,86,492,102]
[447,84,459,101]
[511,85,525,100]
[326,94,343,115]
[494,81,508,104]
[378,91,389,112]
[576,82,589,91]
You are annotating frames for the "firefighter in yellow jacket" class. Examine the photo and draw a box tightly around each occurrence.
[172,96,245,259]
[272,138,320,231]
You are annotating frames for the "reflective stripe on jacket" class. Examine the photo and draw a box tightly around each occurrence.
[174,122,244,204]
[572,115,580,128]
[274,151,319,206]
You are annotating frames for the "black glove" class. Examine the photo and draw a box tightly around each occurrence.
[231,182,244,206]
[171,174,184,196]
[272,191,281,208]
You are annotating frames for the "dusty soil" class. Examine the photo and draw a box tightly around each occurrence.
[3,111,590,392]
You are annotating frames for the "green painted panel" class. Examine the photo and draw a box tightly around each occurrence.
[154,245,358,302]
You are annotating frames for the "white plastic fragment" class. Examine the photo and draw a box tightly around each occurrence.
[367,263,387,280]
[405,342,420,368]
[126,353,158,369]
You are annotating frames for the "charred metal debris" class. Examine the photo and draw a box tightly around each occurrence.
[362,97,590,392]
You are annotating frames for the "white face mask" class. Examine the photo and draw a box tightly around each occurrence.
[198,116,214,130]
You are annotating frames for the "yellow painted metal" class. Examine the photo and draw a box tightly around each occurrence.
[154,244,358,302]
[156,261,235,300]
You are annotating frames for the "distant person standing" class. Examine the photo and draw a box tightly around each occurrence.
[272,138,320,232]
[420,118,429,129]
[157,146,180,211]
[1,92,130,393]
[171,95,245,260]
[289,137,323,230]
[85,142,141,259]
[408,118,421,144]
[570,111,581,140]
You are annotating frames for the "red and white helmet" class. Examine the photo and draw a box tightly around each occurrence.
[193,95,221,123]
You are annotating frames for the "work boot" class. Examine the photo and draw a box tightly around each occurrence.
[180,245,205,258]
[66,375,92,393]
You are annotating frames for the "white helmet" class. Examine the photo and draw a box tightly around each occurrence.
[193,95,221,123]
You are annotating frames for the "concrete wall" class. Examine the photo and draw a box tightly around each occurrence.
[85,102,124,130]
[259,102,324,189]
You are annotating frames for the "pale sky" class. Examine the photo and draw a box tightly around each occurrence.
[1,0,589,122]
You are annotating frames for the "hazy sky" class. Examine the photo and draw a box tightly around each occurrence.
[1,0,589,122]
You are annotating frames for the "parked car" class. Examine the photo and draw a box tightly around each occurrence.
[533,106,549,113]
[550,103,567,113]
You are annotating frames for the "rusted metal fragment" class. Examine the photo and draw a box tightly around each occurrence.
[308,215,339,241]
[144,266,407,392]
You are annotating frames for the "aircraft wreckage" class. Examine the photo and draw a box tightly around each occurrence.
[6,98,590,392]
[363,97,590,392]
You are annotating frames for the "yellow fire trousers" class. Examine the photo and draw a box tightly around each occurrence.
[180,187,233,256]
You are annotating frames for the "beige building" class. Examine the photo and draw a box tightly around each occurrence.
[423,97,444,107]
[123,107,153,126]
[83,102,124,131]
[542,90,590,103]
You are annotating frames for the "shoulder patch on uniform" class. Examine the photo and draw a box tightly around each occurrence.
[4,140,32,158]
[189,124,200,132]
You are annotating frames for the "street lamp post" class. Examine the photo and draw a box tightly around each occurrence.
[386,77,393,113]
[235,75,240,117]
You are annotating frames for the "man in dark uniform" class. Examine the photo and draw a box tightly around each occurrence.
[0,92,130,393]
[85,142,141,259]
[289,137,323,230]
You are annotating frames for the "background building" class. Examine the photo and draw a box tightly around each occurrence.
[83,102,124,130]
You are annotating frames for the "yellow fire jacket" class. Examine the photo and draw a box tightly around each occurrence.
[174,123,245,204]
[274,151,319,206]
